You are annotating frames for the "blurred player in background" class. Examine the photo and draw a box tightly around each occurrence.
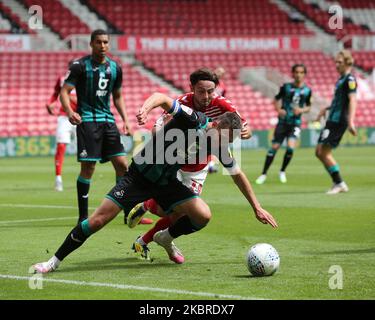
[46,60,77,192]
[214,66,226,97]
[127,68,251,262]
[60,29,133,223]
[315,50,357,194]
[256,64,312,184]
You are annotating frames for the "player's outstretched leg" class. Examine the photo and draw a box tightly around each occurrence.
[32,198,122,273]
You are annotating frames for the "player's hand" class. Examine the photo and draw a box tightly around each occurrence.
[315,108,327,121]
[124,124,133,136]
[137,108,148,125]
[278,109,287,117]
[348,122,357,136]
[254,207,278,228]
[68,112,81,125]
[46,104,55,116]
[241,126,252,139]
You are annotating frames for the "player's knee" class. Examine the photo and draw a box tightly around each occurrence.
[197,205,212,225]
[315,148,322,159]
[81,162,96,177]
[89,212,107,231]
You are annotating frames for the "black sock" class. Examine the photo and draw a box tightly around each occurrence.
[327,165,343,184]
[77,176,91,221]
[281,148,294,172]
[55,221,91,261]
[262,149,276,175]
[168,215,207,239]
[330,171,343,184]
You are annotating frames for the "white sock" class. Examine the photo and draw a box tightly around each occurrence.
[163,229,174,241]
[138,237,146,246]
[56,175,62,183]
[49,256,60,268]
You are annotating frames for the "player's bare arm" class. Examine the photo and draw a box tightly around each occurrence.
[60,83,81,125]
[293,105,311,116]
[348,93,357,136]
[274,99,286,117]
[230,168,278,228]
[113,88,133,135]
[137,92,174,125]
[316,106,330,121]
[46,102,56,116]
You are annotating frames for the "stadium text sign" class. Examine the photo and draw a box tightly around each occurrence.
[118,36,300,52]
[0,35,31,51]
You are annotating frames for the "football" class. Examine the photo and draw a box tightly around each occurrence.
[246,243,280,276]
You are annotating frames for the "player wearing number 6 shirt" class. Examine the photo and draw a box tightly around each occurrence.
[315,50,357,195]
[256,64,312,185]
[60,29,133,224]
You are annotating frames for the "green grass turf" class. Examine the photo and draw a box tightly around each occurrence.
[0,147,374,300]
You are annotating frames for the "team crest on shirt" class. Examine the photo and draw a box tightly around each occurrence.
[348,80,356,90]
[114,190,125,198]
[80,150,87,158]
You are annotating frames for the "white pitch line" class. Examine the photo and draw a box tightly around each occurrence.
[0,203,96,210]
[0,204,97,224]
[0,217,76,224]
[0,274,266,300]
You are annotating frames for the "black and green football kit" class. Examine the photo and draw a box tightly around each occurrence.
[318,73,357,148]
[106,100,237,215]
[65,55,125,163]
[273,83,312,144]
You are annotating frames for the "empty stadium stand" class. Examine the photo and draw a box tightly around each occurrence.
[286,0,374,40]
[0,1,35,34]
[88,0,314,36]
[0,52,169,137]
[20,0,91,38]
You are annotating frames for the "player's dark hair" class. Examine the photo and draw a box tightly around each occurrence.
[90,29,109,42]
[216,112,242,130]
[292,63,307,74]
[190,68,219,86]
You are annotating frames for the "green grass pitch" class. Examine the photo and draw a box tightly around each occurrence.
[0,147,374,300]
